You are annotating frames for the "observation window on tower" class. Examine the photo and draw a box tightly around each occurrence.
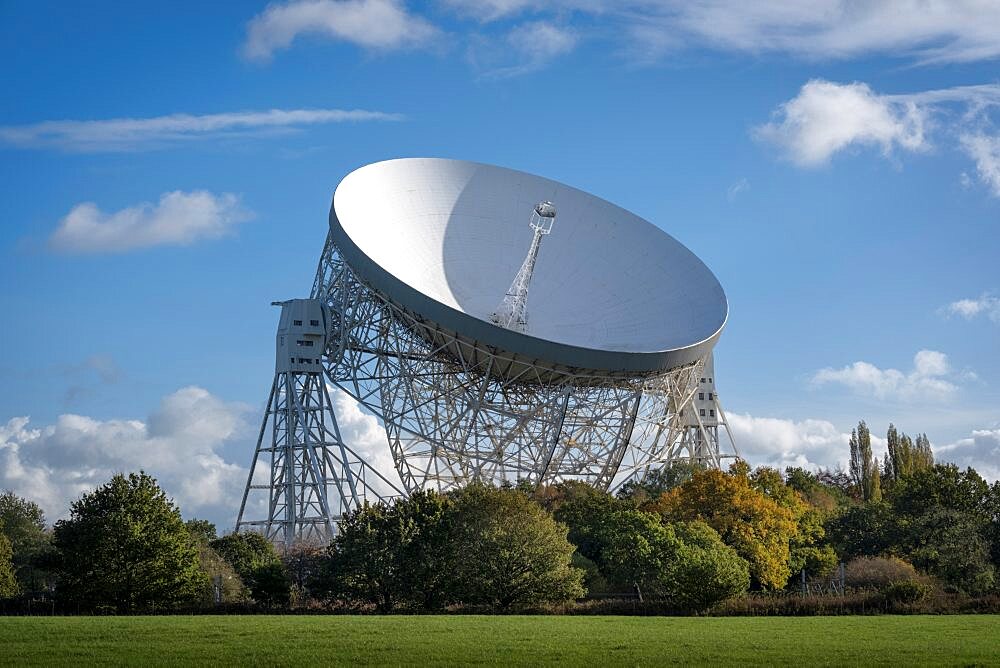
[708,392,714,400]
[700,409,706,417]
[293,320,302,326]
[698,392,704,400]
[310,319,320,326]
[710,409,716,417]
[701,378,706,383]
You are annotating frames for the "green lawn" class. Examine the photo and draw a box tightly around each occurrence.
[1,615,998,666]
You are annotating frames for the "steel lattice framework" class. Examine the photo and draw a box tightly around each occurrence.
[237,157,739,546]
[238,231,738,546]
[312,233,737,495]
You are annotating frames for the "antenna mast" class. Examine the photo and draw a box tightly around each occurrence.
[491,201,557,333]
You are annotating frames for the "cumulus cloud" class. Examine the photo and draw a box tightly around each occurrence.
[242,0,439,61]
[944,294,1000,323]
[49,190,253,254]
[0,387,252,528]
[936,428,1000,481]
[0,108,401,152]
[753,80,927,166]
[754,79,1000,195]
[812,350,964,402]
[727,413,851,471]
[330,389,404,495]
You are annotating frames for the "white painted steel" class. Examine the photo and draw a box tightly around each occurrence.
[330,158,728,377]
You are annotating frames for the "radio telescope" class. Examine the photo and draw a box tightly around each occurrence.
[237,158,738,546]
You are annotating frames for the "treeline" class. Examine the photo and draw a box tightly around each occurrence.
[1,420,998,614]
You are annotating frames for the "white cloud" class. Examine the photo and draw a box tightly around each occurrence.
[812,350,963,402]
[754,79,1000,196]
[331,389,404,495]
[441,1,1000,64]
[242,0,439,61]
[960,133,1000,196]
[937,428,1000,481]
[944,294,1000,323]
[49,190,252,254]
[753,80,928,166]
[727,412,851,471]
[476,21,578,78]
[0,108,401,152]
[0,387,252,528]
[731,411,1000,482]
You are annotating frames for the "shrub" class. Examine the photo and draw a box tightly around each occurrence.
[881,580,931,605]
[843,556,919,590]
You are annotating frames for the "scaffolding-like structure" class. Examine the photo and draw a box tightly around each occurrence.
[237,211,737,546]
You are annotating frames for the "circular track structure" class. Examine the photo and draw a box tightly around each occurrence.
[312,158,729,493]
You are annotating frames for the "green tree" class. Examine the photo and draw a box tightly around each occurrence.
[595,508,674,596]
[210,532,289,607]
[448,484,584,610]
[396,489,455,610]
[850,421,881,502]
[825,501,896,560]
[885,426,934,483]
[0,525,19,599]
[52,472,204,612]
[186,520,245,606]
[909,508,995,595]
[0,491,53,593]
[668,521,750,610]
[595,510,748,609]
[316,496,438,612]
[185,519,218,544]
[549,481,627,564]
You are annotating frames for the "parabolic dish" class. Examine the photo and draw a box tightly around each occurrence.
[329,158,727,379]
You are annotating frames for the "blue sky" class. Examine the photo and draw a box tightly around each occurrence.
[1,1,998,528]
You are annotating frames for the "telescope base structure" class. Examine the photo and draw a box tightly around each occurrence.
[237,234,739,546]
[235,369,402,550]
[310,233,739,499]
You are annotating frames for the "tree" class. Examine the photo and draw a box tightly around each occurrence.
[52,472,204,612]
[889,464,990,520]
[750,467,837,580]
[908,508,995,595]
[549,481,627,564]
[186,520,245,606]
[595,508,675,597]
[595,510,748,609]
[616,462,706,503]
[210,532,289,607]
[283,541,325,605]
[884,426,934,483]
[314,490,454,612]
[668,521,750,610]
[849,421,881,502]
[0,491,51,593]
[210,532,278,578]
[448,484,584,610]
[649,465,799,589]
[0,526,18,599]
[825,502,896,560]
[185,519,218,544]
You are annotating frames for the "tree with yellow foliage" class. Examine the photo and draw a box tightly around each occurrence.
[646,462,799,589]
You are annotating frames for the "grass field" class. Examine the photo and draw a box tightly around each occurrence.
[1,615,998,666]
